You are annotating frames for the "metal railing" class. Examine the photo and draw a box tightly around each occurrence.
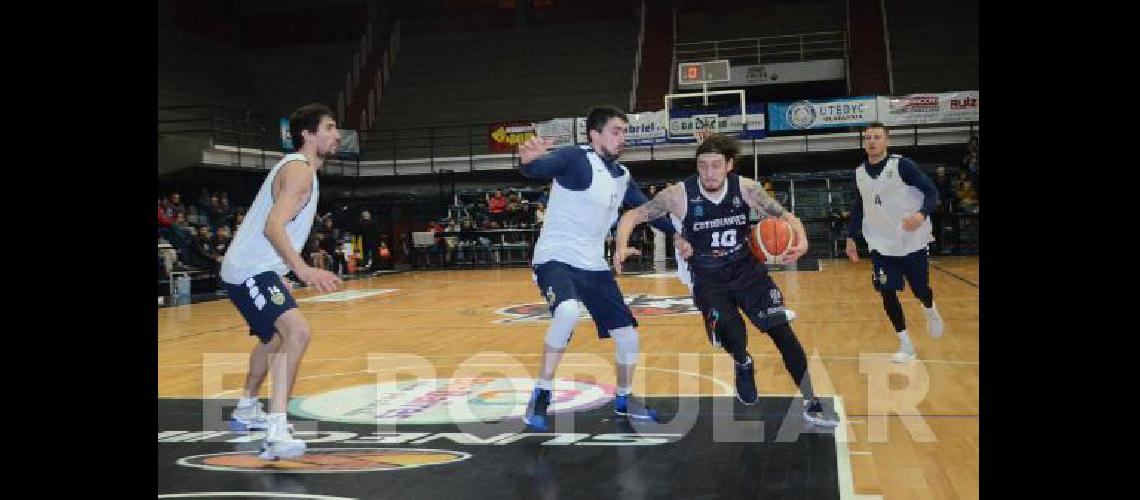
[674,30,847,66]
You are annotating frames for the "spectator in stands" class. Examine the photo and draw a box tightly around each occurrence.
[173,212,189,230]
[956,178,978,213]
[165,192,186,219]
[359,210,382,272]
[205,194,223,230]
[213,225,232,258]
[444,218,461,262]
[193,226,218,262]
[534,202,546,228]
[506,191,522,228]
[306,232,327,270]
[233,211,245,232]
[158,198,173,229]
[962,136,979,198]
[218,192,234,228]
[428,219,445,242]
[427,219,446,264]
[319,230,339,272]
[196,189,213,215]
[487,189,507,225]
[321,217,340,242]
[930,166,955,254]
[519,196,531,227]
[933,166,956,212]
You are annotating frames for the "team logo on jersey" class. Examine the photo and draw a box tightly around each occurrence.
[494,294,699,324]
[693,205,704,217]
[176,448,471,473]
[787,101,816,130]
[886,170,894,179]
[268,285,285,306]
[769,288,782,304]
[877,269,888,284]
[732,196,741,208]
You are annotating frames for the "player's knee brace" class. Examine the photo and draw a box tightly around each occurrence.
[610,326,640,365]
[544,299,580,349]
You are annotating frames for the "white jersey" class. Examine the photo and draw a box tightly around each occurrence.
[220,153,319,284]
[672,213,693,293]
[855,154,932,256]
[532,146,629,271]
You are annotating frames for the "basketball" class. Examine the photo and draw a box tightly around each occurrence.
[749,218,793,263]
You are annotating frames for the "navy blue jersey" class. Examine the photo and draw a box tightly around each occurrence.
[681,173,764,287]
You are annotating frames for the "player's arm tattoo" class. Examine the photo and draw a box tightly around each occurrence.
[631,184,683,224]
[741,179,786,217]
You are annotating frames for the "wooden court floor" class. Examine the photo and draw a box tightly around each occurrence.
[158,256,979,499]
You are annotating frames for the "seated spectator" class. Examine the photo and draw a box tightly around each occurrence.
[213,225,232,257]
[196,188,212,214]
[956,178,978,213]
[933,166,957,213]
[321,217,340,242]
[506,192,523,228]
[233,211,245,232]
[164,192,186,219]
[534,202,546,228]
[487,189,507,225]
[320,230,339,272]
[206,194,223,230]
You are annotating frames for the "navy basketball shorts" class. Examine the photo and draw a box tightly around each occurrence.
[225,270,298,343]
[533,260,637,339]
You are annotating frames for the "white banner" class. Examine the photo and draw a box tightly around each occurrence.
[626,110,669,144]
[877,91,978,126]
[533,117,576,147]
[667,109,765,138]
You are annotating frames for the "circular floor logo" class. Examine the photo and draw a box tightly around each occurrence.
[289,378,614,424]
[177,448,471,473]
[493,294,698,324]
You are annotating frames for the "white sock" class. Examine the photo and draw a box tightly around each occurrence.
[238,397,258,408]
[616,386,632,396]
[897,330,912,347]
[535,379,553,391]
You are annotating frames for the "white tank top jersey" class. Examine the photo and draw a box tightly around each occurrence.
[532,146,629,271]
[855,154,933,256]
[220,153,319,284]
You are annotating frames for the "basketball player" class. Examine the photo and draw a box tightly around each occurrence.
[614,133,838,426]
[516,105,686,431]
[221,103,343,459]
[845,122,944,363]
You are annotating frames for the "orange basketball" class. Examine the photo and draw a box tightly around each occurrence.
[749,218,793,263]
